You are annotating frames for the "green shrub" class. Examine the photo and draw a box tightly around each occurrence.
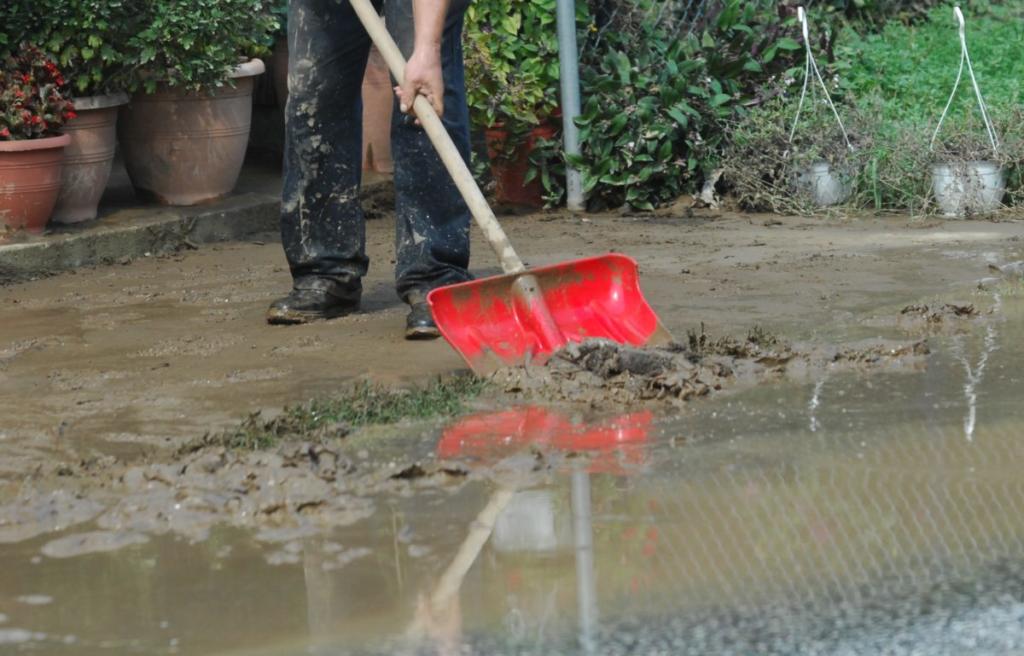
[0,0,135,95]
[463,0,584,144]
[832,2,1024,124]
[566,0,803,210]
[126,0,279,93]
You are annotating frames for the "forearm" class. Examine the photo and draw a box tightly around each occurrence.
[412,0,450,51]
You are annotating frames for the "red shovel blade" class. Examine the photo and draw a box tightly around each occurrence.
[427,254,673,374]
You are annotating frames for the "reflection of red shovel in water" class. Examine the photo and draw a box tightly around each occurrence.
[407,409,652,649]
[437,406,654,475]
[348,0,673,375]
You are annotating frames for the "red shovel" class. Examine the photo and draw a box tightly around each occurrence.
[351,0,673,374]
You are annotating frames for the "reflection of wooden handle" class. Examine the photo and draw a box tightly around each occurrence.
[348,0,526,275]
[405,487,515,640]
[431,487,515,607]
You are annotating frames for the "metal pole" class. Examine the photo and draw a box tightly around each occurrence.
[556,0,585,212]
[571,468,598,653]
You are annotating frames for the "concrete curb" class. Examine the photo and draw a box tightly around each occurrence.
[0,193,279,284]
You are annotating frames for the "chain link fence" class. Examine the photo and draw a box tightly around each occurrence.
[580,0,716,60]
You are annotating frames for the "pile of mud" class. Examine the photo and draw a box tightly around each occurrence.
[493,335,930,407]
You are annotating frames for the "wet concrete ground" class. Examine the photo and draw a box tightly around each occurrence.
[1,211,1024,653]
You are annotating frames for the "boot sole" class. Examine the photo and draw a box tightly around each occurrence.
[405,325,442,340]
[266,305,359,325]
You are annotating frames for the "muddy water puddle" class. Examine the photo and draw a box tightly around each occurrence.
[2,298,1024,655]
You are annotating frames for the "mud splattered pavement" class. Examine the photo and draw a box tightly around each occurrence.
[0,207,1020,546]
[2,212,1022,471]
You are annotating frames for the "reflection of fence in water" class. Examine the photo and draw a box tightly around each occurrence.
[608,423,1024,611]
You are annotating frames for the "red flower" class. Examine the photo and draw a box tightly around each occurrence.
[2,47,73,138]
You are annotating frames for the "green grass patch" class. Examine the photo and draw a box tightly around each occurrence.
[179,375,488,453]
[835,2,1024,124]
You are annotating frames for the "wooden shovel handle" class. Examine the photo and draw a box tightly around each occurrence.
[349,0,527,275]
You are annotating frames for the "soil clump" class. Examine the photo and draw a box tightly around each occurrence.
[493,334,930,407]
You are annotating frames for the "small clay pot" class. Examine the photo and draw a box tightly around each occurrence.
[485,123,557,208]
[0,133,71,234]
[932,161,1005,218]
[118,59,265,206]
[51,93,130,224]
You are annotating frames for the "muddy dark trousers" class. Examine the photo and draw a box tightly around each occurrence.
[280,0,473,305]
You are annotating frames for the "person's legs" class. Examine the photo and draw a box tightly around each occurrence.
[268,0,380,324]
[386,0,473,337]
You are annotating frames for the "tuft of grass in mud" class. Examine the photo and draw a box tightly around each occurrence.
[686,323,784,358]
[179,375,487,454]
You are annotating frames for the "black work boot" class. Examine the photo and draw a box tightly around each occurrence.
[405,292,441,340]
[266,284,360,325]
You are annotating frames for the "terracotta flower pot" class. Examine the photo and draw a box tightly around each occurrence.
[484,123,557,208]
[361,47,394,174]
[118,59,265,206]
[0,133,71,234]
[51,93,130,224]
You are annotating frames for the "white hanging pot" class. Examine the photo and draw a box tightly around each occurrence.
[798,161,851,207]
[929,8,1004,219]
[788,8,855,209]
[931,160,1005,218]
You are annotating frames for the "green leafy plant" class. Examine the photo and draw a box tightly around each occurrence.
[463,0,567,137]
[126,0,279,93]
[567,0,804,211]
[0,0,135,96]
[0,46,76,140]
[466,0,593,168]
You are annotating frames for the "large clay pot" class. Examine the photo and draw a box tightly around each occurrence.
[0,133,71,234]
[51,93,129,224]
[361,47,394,174]
[118,59,265,206]
[484,123,557,208]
